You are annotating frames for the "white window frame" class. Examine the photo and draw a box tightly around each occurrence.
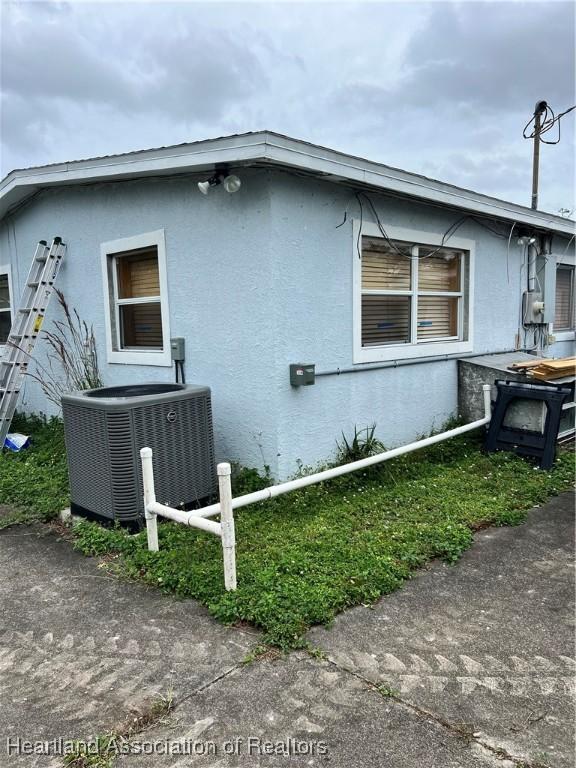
[353,221,474,363]
[101,230,171,366]
[0,264,13,350]
[552,250,575,342]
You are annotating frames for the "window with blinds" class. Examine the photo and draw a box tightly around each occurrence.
[360,237,465,348]
[0,273,11,344]
[555,266,575,331]
[113,247,163,349]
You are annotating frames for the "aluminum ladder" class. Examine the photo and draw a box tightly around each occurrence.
[0,237,66,447]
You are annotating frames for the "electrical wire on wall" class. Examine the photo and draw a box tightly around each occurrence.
[505,221,518,285]
[175,360,186,384]
[336,189,519,262]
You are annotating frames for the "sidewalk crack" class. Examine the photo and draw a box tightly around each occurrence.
[320,652,552,768]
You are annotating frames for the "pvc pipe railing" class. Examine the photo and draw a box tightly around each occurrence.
[140,384,492,591]
[140,449,237,590]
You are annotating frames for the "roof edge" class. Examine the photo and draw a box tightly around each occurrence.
[1,130,574,236]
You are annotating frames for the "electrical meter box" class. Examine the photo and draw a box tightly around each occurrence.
[289,363,315,387]
[522,291,544,325]
[170,337,185,361]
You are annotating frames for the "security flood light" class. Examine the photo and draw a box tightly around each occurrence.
[517,235,536,246]
[198,171,242,195]
[222,174,241,193]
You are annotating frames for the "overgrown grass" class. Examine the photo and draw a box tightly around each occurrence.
[71,433,574,650]
[0,414,69,529]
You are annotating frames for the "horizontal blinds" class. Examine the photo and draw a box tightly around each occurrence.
[417,296,458,340]
[555,268,574,330]
[362,295,410,346]
[117,248,160,299]
[418,254,461,292]
[120,302,163,348]
[362,239,411,290]
[360,237,466,346]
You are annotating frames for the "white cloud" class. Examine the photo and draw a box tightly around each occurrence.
[1,0,573,214]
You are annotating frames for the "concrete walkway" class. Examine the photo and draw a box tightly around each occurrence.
[0,491,574,767]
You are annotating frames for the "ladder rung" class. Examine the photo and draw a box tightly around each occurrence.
[1,236,66,448]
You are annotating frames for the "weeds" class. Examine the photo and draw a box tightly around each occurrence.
[336,423,385,463]
[376,683,399,698]
[62,693,173,767]
[26,289,103,409]
[0,414,68,528]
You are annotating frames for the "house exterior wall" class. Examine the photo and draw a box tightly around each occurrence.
[269,173,533,476]
[0,171,281,472]
[0,169,574,479]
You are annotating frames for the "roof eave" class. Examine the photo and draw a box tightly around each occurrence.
[1,130,574,236]
[260,135,575,236]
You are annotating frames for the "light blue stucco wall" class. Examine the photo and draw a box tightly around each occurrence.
[268,173,572,477]
[1,169,574,478]
[0,171,280,472]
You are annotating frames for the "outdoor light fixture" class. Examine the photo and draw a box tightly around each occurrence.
[222,174,241,193]
[517,235,536,246]
[197,171,242,195]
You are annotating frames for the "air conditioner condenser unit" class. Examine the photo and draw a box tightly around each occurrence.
[62,383,217,527]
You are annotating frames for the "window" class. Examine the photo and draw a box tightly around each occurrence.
[101,231,171,366]
[555,266,574,332]
[0,269,12,344]
[354,223,474,363]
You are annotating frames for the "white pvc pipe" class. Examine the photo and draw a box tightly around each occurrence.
[483,381,491,419]
[191,384,493,520]
[528,243,537,291]
[140,385,492,590]
[218,462,237,591]
[141,447,159,552]
[147,500,222,537]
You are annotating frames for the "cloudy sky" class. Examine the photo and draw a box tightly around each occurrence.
[1,0,574,214]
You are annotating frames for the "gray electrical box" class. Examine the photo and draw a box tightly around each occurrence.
[522,291,545,325]
[170,337,185,361]
[290,363,315,386]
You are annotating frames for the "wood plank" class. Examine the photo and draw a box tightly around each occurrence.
[530,369,574,381]
[509,357,576,372]
[536,358,576,371]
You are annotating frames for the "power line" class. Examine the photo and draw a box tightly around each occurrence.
[523,101,576,145]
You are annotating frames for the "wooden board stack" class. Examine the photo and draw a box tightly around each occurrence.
[508,356,576,381]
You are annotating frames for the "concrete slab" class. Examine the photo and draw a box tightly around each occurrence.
[0,526,258,766]
[117,653,501,768]
[308,490,576,768]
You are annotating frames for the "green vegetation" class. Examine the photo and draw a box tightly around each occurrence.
[1,416,572,650]
[71,433,574,650]
[376,683,399,698]
[336,423,385,463]
[63,693,173,767]
[0,414,69,529]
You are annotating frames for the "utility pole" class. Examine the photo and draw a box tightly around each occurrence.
[531,100,547,210]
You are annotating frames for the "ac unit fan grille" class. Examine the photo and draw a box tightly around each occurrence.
[62,385,216,525]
